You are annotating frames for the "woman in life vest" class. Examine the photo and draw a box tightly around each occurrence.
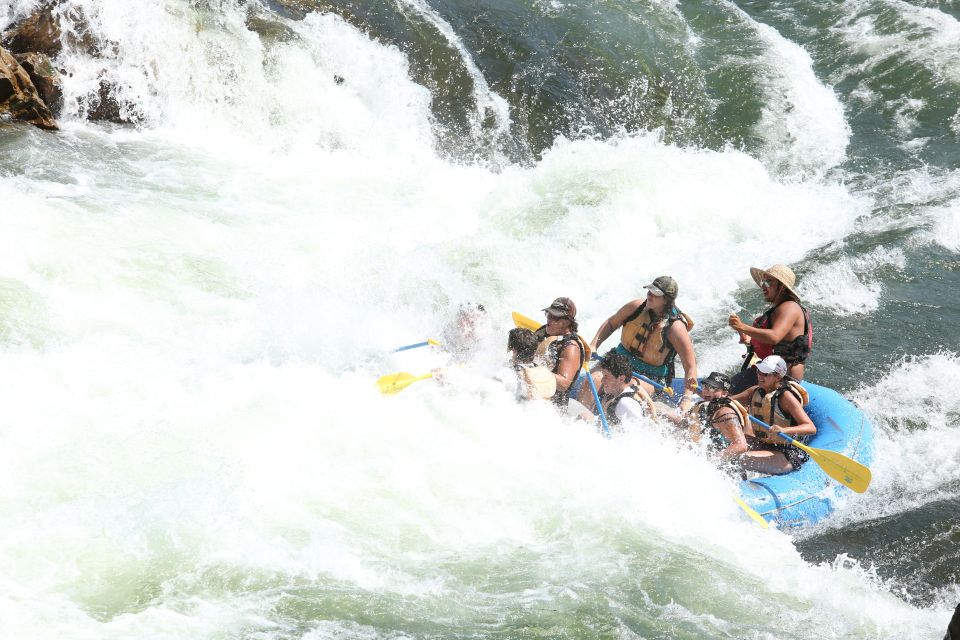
[586,276,698,399]
[533,297,587,407]
[728,263,812,394]
[596,351,656,426]
[676,372,750,464]
[731,355,815,475]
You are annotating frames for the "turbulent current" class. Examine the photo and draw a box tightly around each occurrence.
[0,0,958,638]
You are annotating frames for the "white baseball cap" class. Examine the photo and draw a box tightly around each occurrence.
[756,355,787,377]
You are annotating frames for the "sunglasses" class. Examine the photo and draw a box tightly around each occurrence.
[760,278,775,288]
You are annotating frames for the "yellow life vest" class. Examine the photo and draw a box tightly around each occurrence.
[619,304,694,367]
[516,364,557,400]
[749,380,809,429]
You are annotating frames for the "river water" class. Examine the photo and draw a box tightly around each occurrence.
[0,0,957,638]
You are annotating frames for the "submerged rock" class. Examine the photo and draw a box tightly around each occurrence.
[0,46,57,130]
[84,75,127,124]
[245,12,299,44]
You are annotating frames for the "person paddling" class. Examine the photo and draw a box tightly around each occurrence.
[533,297,587,408]
[584,276,698,399]
[728,264,812,393]
[732,355,815,475]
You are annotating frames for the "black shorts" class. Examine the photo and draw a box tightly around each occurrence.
[750,442,809,471]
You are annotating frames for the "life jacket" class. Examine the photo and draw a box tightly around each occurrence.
[600,383,656,425]
[748,380,810,445]
[513,363,557,400]
[694,397,750,448]
[751,301,813,364]
[689,400,722,448]
[533,327,586,406]
[619,303,693,378]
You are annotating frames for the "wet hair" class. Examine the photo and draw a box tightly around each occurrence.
[600,350,632,381]
[508,327,539,363]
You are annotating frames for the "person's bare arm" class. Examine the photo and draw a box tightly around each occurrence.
[730,386,756,405]
[590,299,644,352]
[769,392,815,439]
[711,407,748,459]
[668,322,698,395]
[554,342,582,392]
[729,301,802,345]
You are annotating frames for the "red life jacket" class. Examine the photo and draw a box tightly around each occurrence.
[751,301,813,364]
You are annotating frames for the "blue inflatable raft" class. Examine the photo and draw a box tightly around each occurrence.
[737,381,874,528]
[668,379,874,528]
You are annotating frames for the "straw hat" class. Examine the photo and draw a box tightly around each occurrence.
[749,264,800,301]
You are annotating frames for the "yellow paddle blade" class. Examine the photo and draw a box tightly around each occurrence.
[427,338,442,347]
[512,311,541,331]
[793,441,872,493]
[733,495,769,529]
[376,372,433,395]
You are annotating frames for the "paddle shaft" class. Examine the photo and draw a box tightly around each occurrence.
[393,341,431,353]
[392,339,441,353]
[583,365,611,437]
[747,414,807,448]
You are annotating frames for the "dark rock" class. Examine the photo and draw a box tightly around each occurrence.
[1,2,99,58]
[0,46,57,129]
[73,72,142,125]
[245,13,299,44]
[1,3,63,56]
[84,75,125,123]
[13,52,63,116]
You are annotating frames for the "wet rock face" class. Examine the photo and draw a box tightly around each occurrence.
[1,5,63,57]
[1,1,98,58]
[14,51,63,117]
[1,2,124,128]
[0,46,58,130]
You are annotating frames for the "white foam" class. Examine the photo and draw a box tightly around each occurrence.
[835,0,960,86]
[925,197,960,252]
[719,2,850,179]
[838,353,960,523]
[799,246,906,315]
